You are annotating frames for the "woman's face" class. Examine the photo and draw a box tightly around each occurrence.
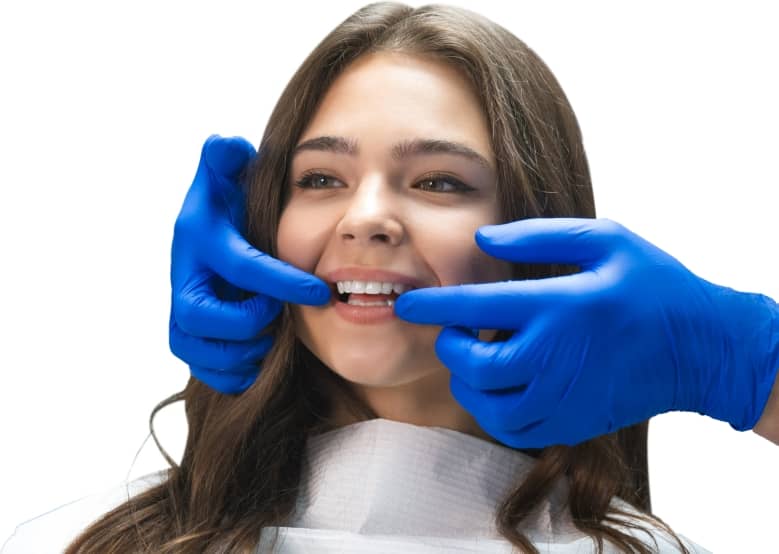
[277,51,512,434]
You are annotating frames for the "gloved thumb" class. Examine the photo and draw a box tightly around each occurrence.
[203,134,256,179]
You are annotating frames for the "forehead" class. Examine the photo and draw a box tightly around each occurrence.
[296,52,494,166]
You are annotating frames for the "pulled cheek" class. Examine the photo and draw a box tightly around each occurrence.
[276,213,298,265]
[438,245,507,285]
[471,240,513,282]
[276,211,323,270]
[434,243,509,340]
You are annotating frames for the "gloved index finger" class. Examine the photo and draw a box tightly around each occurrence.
[205,223,331,306]
[475,217,616,267]
[393,273,592,329]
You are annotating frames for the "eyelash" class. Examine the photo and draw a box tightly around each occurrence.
[294,170,474,194]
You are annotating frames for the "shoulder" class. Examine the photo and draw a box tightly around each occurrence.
[0,470,168,554]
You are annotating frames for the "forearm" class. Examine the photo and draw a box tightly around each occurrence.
[753,368,779,445]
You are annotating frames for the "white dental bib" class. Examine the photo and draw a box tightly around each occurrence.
[285,418,572,539]
[257,418,711,553]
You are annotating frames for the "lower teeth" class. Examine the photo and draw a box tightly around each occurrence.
[346,298,394,307]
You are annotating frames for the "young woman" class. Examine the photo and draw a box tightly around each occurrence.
[3,2,711,552]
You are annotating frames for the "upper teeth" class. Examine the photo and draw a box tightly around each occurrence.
[336,280,412,295]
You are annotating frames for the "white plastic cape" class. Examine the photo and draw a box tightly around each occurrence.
[2,418,711,553]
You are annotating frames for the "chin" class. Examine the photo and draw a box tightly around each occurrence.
[325,358,416,388]
[296,321,442,388]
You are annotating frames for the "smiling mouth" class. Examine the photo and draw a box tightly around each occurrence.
[329,283,401,304]
[330,283,408,307]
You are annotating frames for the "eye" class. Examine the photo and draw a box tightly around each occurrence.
[294,171,345,189]
[293,171,475,193]
[414,173,474,193]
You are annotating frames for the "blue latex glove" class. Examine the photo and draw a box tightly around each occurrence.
[169,135,331,394]
[394,217,779,448]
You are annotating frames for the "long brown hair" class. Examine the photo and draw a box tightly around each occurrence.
[66,3,691,552]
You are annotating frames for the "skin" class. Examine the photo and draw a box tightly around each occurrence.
[754,372,779,445]
[277,51,513,444]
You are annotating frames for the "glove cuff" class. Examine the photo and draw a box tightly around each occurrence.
[728,292,779,431]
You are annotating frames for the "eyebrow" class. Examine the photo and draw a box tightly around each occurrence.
[292,135,493,171]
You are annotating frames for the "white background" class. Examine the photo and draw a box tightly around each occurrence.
[1,0,777,551]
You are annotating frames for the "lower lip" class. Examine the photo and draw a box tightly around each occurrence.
[333,298,397,324]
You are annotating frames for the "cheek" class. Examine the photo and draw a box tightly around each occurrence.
[436,244,512,285]
[276,210,302,266]
[276,206,330,271]
[426,212,512,286]
[278,210,321,348]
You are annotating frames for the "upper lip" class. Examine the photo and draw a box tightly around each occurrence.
[323,267,431,290]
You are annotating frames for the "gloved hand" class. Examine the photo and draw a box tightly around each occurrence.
[394,217,779,448]
[169,135,331,394]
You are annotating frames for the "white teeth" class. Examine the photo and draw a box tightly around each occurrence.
[336,280,414,295]
[365,281,382,294]
[347,298,395,307]
[352,281,366,293]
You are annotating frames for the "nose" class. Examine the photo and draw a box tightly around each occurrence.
[335,176,404,247]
